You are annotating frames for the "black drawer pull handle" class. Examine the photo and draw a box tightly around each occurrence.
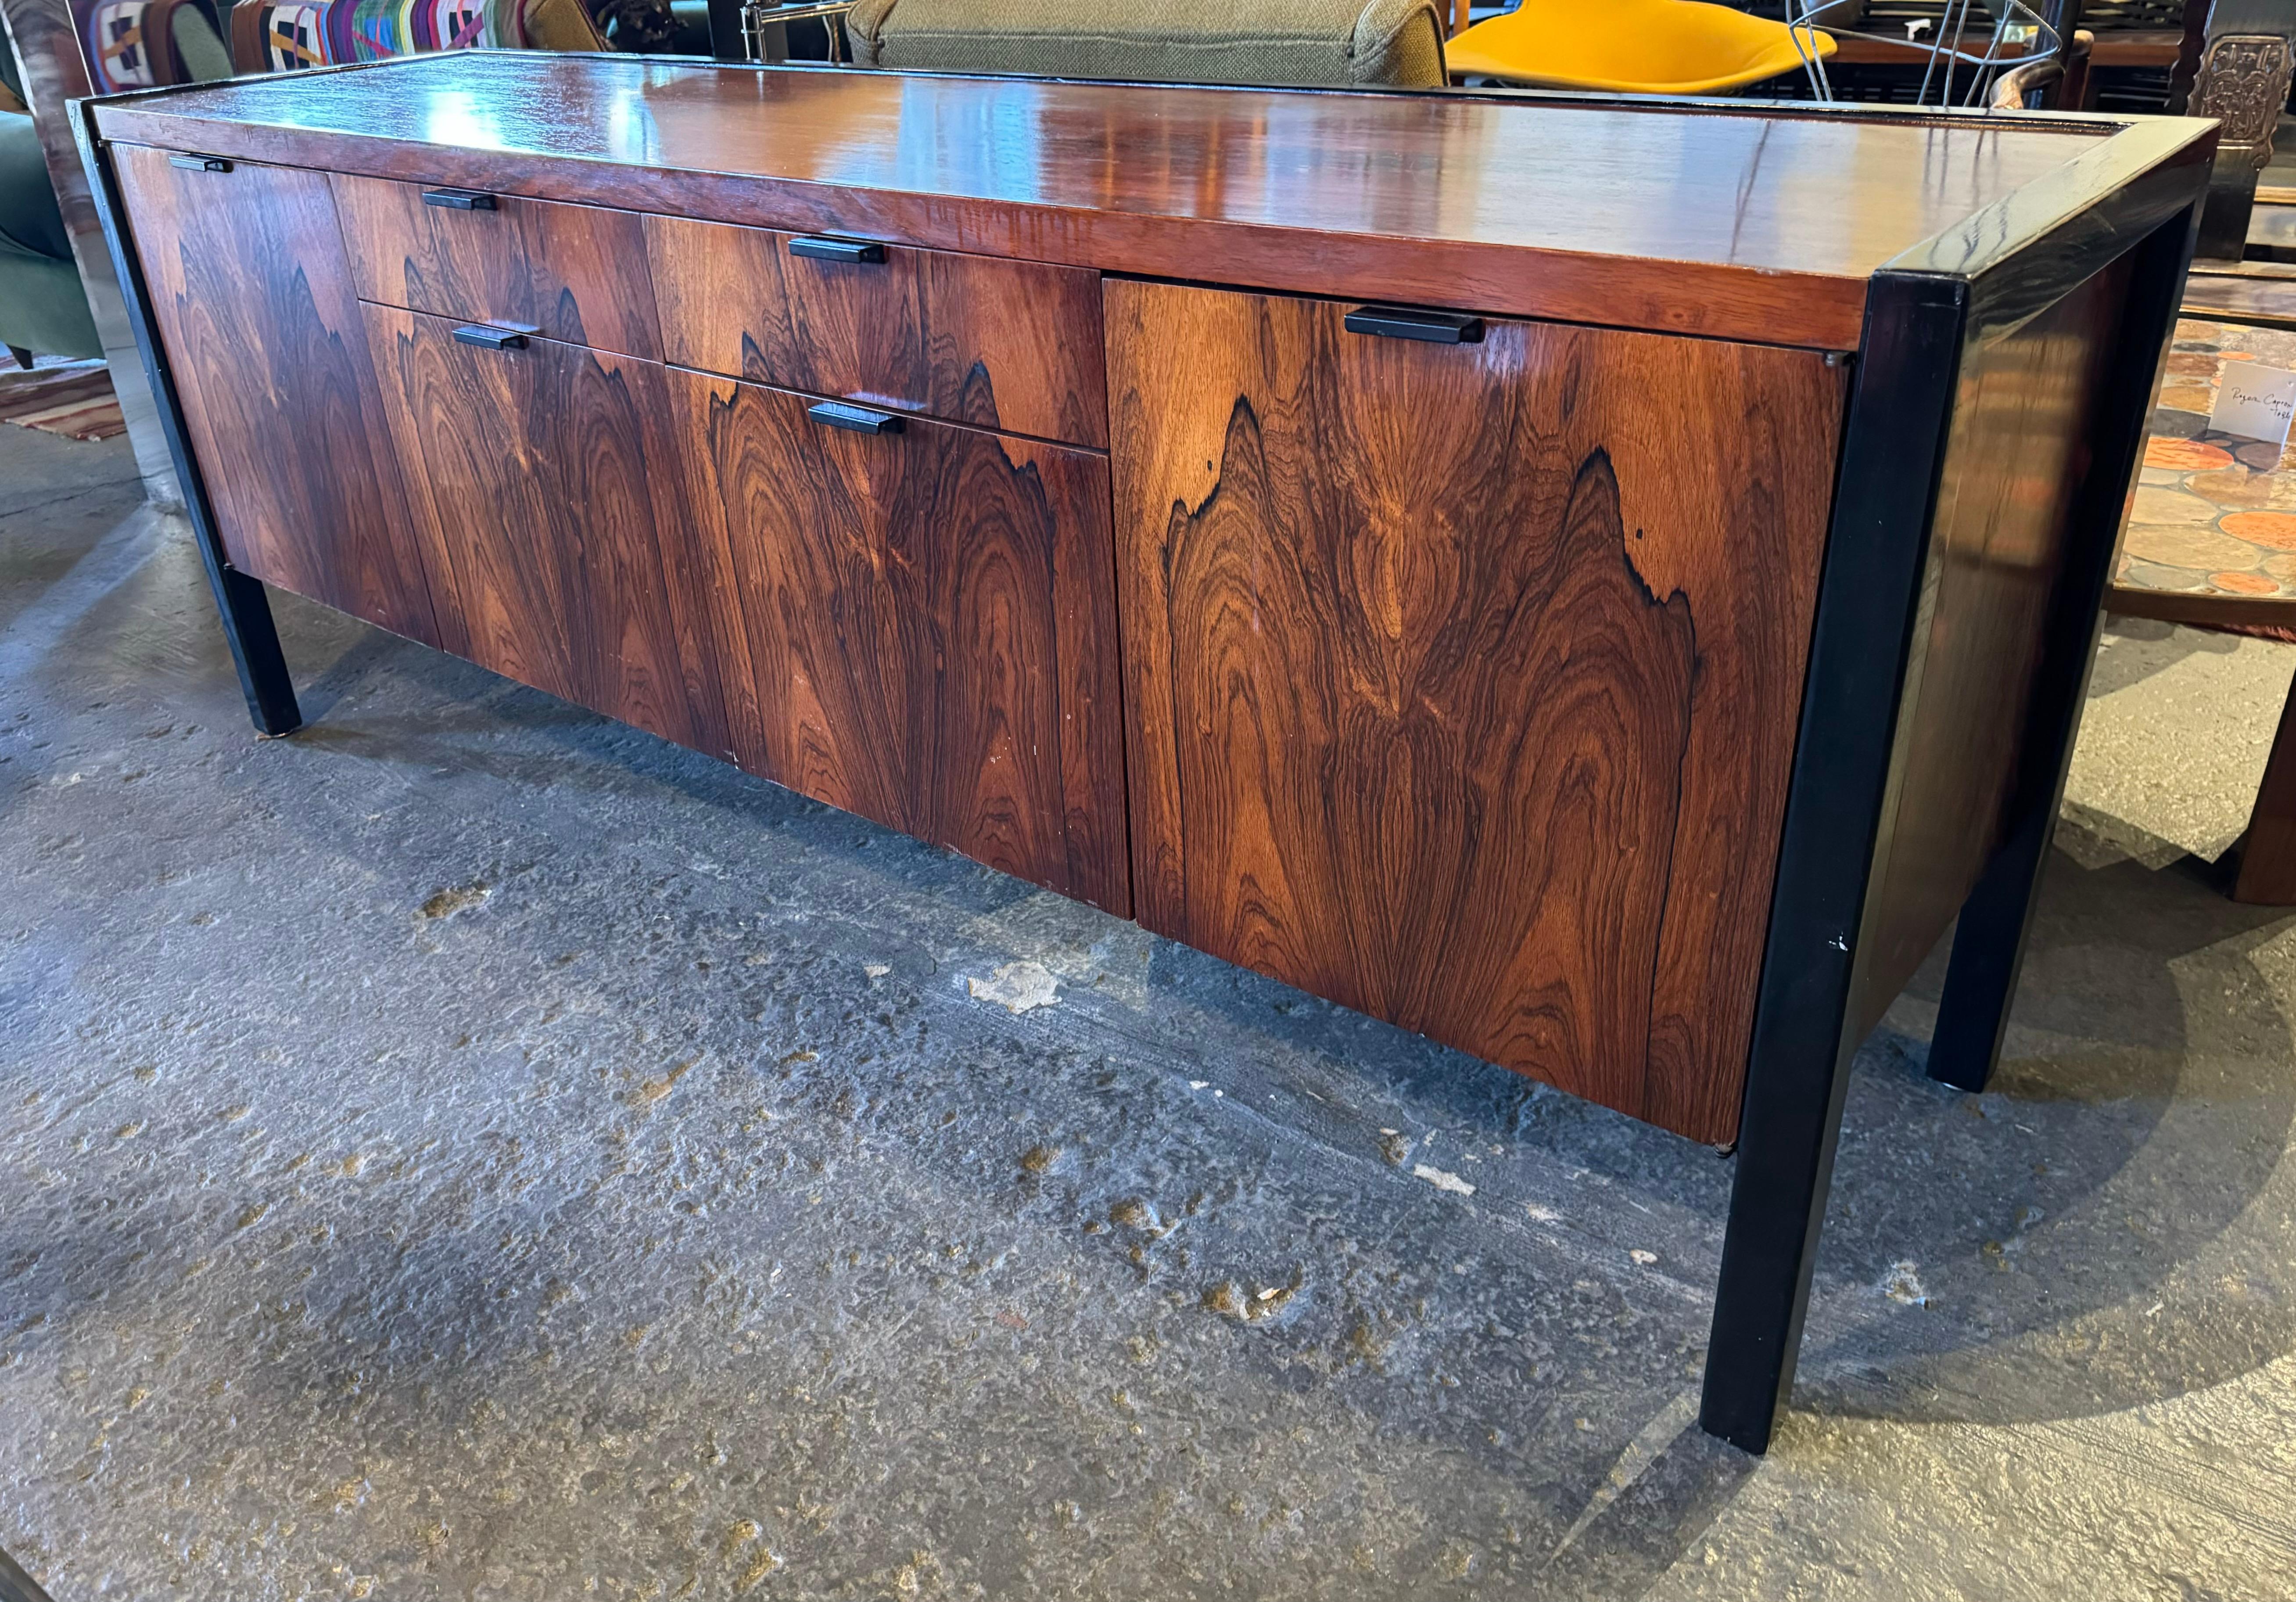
[452,324,528,351]
[168,153,231,173]
[1344,306,1485,345]
[789,235,886,265]
[807,401,903,435]
[423,188,497,211]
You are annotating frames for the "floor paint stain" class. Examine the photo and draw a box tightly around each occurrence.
[968,961,1059,1013]
[1882,1261,1930,1306]
[1412,1164,1475,1197]
[636,1061,694,1106]
[415,884,490,921]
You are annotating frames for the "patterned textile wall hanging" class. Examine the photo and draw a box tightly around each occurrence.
[70,0,608,85]
[225,0,605,72]
[74,0,220,89]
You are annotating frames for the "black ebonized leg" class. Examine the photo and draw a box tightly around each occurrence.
[200,552,302,737]
[0,1541,57,1602]
[68,102,302,738]
[1930,803,2048,1092]
[1929,210,2201,1095]
[1700,1013,1868,1456]
[1705,203,2203,1455]
[1701,275,1970,1455]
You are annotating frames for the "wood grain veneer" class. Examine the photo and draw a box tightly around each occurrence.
[334,174,664,360]
[89,54,2128,351]
[115,146,439,645]
[1109,281,1845,1142]
[647,214,1108,447]
[673,370,1127,912]
[364,306,725,753]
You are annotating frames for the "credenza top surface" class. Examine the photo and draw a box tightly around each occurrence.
[90,53,2201,349]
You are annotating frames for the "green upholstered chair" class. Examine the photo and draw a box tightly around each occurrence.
[843,0,1449,88]
[0,103,99,364]
[0,2,231,365]
[0,41,101,364]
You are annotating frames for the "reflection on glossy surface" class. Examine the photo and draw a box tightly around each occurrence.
[120,53,2108,280]
[420,89,509,153]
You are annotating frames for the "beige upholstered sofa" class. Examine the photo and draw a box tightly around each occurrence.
[843,0,1449,88]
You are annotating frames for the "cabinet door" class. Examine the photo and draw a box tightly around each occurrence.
[1107,281,1845,1143]
[115,146,438,644]
[363,307,726,754]
[671,370,1126,913]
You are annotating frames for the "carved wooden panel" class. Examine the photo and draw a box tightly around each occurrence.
[334,174,663,358]
[1108,281,1845,1142]
[646,215,1108,447]
[2189,35,2293,168]
[115,145,439,644]
[671,370,1127,911]
[363,307,726,753]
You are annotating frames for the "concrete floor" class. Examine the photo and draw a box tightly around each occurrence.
[2,421,2294,1602]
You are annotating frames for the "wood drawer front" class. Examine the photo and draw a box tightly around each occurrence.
[115,146,440,646]
[363,305,727,754]
[334,174,662,359]
[672,370,1127,912]
[1108,280,1846,1144]
[647,215,1108,449]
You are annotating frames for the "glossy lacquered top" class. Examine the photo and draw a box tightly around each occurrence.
[92,52,2194,348]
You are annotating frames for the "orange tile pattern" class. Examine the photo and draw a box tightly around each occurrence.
[2117,319,2296,601]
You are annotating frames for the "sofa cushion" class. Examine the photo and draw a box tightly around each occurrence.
[846,0,1447,89]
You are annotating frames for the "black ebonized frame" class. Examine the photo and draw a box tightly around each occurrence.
[1700,130,2209,1453]
[68,97,302,739]
[1927,213,2206,1094]
[0,1543,56,1602]
[71,62,2216,1458]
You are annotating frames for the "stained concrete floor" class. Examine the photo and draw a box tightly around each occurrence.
[2,421,2294,1602]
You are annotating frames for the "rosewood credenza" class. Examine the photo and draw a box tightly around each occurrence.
[72,54,2213,1452]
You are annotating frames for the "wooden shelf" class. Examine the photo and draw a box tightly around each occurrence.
[2184,267,2296,332]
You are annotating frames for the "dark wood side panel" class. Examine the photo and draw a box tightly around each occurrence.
[671,370,1127,912]
[2235,684,2296,905]
[333,174,662,359]
[363,306,727,754]
[1851,258,2136,1034]
[1109,281,1844,1142]
[2106,583,2296,633]
[646,214,1109,447]
[113,144,439,644]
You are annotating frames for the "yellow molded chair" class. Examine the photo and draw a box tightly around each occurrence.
[1447,0,1835,94]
